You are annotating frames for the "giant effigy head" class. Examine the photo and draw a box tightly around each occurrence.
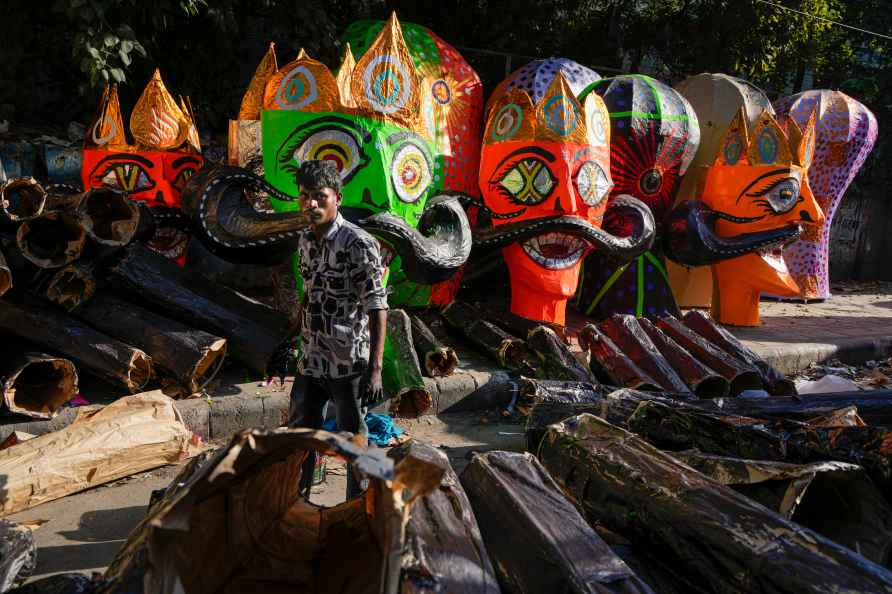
[574,74,700,320]
[473,59,655,325]
[664,104,825,326]
[186,14,476,292]
[82,71,202,262]
[773,90,877,300]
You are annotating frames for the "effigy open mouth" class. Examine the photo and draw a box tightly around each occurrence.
[472,194,656,264]
[521,232,587,269]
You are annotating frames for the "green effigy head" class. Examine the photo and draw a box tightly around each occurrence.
[246,13,483,306]
[262,110,433,230]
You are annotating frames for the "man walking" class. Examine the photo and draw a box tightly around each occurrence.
[287,160,388,499]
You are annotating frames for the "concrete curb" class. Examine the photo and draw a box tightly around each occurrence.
[3,336,888,444]
[0,370,507,443]
[755,336,892,376]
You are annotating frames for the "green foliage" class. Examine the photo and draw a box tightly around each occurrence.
[3,0,888,170]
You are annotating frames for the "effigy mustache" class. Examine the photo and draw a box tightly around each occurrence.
[663,200,802,267]
[181,165,473,284]
[352,194,472,286]
[471,195,656,260]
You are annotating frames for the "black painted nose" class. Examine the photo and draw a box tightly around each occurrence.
[799,210,814,222]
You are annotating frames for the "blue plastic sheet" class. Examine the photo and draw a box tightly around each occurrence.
[322,412,404,447]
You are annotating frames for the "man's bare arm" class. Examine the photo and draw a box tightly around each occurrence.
[365,308,387,405]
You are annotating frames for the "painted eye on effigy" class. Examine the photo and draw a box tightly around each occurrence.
[171,155,202,192]
[391,142,433,203]
[91,156,156,194]
[292,129,364,181]
[276,118,370,184]
[496,157,556,205]
[575,160,610,206]
[638,168,663,196]
[745,175,801,215]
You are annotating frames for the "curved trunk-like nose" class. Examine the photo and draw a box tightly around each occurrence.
[182,165,473,284]
[358,193,472,285]
[663,200,801,267]
[181,165,310,265]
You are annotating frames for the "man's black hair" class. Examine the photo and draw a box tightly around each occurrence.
[298,160,342,193]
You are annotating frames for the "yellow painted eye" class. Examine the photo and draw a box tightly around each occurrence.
[100,163,154,193]
[294,129,362,182]
[498,158,556,205]
[391,143,432,203]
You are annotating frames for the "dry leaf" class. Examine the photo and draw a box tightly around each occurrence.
[19,519,48,531]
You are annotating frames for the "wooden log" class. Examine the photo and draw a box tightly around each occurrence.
[0,300,151,392]
[689,389,892,427]
[527,325,595,382]
[76,188,140,247]
[655,315,763,395]
[74,293,227,394]
[522,383,660,450]
[536,413,892,593]
[15,212,86,269]
[628,399,892,497]
[106,243,289,376]
[0,177,45,223]
[44,263,95,311]
[520,378,605,405]
[598,315,692,395]
[43,185,85,213]
[440,377,520,413]
[390,441,500,594]
[674,451,892,566]
[579,324,661,391]
[383,309,433,418]
[683,310,795,395]
[461,450,654,594]
[442,301,537,374]
[521,379,610,450]
[474,302,569,342]
[638,317,729,397]
[0,345,77,419]
[409,313,459,377]
[0,246,10,297]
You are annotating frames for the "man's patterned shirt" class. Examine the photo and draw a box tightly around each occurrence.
[297,213,388,378]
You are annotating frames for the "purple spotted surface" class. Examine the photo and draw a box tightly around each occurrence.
[774,90,878,300]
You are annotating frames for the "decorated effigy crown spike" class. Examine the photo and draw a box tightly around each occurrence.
[747,109,792,166]
[535,72,588,144]
[239,42,278,120]
[131,69,191,151]
[262,47,340,112]
[716,107,750,166]
[336,43,357,108]
[85,84,129,150]
[484,87,536,144]
[791,108,817,168]
[349,12,423,130]
[179,95,201,152]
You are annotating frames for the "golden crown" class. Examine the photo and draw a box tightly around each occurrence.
[482,73,611,148]
[84,70,200,153]
[237,13,427,138]
[716,107,815,168]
